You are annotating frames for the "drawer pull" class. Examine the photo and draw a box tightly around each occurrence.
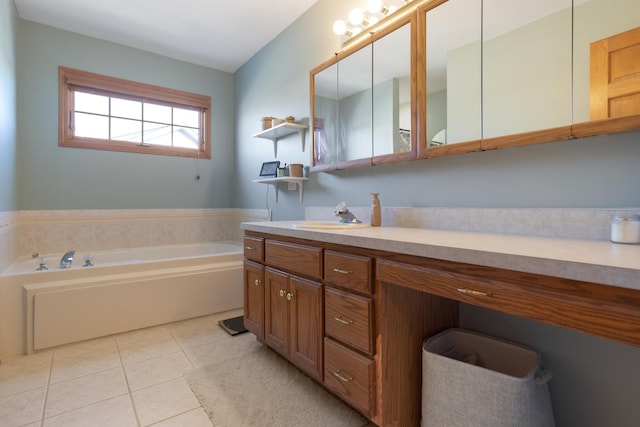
[286,292,294,301]
[333,268,353,275]
[245,246,254,250]
[334,370,353,382]
[279,289,285,297]
[334,315,353,325]
[254,279,261,286]
[457,288,493,297]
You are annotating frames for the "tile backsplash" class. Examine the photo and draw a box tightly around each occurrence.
[305,206,640,241]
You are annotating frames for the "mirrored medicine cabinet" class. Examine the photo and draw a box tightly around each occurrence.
[311,16,414,171]
[310,0,640,172]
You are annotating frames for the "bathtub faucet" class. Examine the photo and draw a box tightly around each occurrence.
[60,250,75,268]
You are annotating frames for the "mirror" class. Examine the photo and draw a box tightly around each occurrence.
[312,16,414,171]
[311,43,373,171]
[313,0,640,173]
[373,22,413,158]
[482,0,573,139]
[313,63,338,168]
[337,44,373,165]
[573,0,640,123]
[424,0,482,148]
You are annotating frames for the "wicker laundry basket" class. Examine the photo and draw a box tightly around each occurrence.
[422,328,555,427]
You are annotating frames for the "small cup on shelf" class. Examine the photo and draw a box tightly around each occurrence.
[289,164,303,177]
[261,116,273,130]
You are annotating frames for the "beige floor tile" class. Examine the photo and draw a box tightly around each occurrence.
[51,336,118,360]
[0,387,46,427]
[118,334,183,366]
[132,377,201,426]
[50,350,121,384]
[45,366,129,418]
[43,394,137,427]
[115,324,172,347]
[0,312,254,427]
[124,351,194,391]
[0,353,52,398]
[150,407,213,427]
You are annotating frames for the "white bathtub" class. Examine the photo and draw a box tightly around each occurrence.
[0,242,243,357]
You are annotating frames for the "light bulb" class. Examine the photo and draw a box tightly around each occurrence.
[333,20,347,35]
[351,26,363,37]
[348,8,364,26]
[367,0,383,14]
[368,16,379,26]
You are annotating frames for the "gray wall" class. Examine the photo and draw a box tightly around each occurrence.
[17,20,235,209]
[233,1,640,425]
[0,0,18,211]
[234,0,640,217]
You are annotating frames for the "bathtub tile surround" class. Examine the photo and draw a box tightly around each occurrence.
[305,206,640,241]
[2,208,269,272]
[0,211,19,272]
[0,309,246,427]
[17,209,269,259]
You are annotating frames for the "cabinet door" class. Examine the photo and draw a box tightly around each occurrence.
[289,275,324,381]
[264,267,290,357]
[243,260,264,340]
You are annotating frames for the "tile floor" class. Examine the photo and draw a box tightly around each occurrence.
[0,308,255,427]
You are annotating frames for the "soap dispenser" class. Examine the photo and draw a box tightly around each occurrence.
[370,192,381,226]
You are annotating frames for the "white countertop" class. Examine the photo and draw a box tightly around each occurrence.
[242,221,640,291]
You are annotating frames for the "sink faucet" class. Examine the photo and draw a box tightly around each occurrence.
[334,201,362,223]
[60,250,75,268]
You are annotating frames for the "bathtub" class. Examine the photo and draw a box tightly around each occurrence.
[0,242,243,357]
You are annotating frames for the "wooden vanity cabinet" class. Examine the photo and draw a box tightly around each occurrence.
[324,336,376,417]
[243,235,264,262]
[264,267,324,381]
[243,232,460,424]
[243,236,265,339]
[243,260,265,340]
[323,250,377,418]
[325,287,374,355]
[242,237,324,382]
[244,227,640,426]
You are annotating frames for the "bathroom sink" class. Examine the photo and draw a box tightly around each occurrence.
[293,221,371,230]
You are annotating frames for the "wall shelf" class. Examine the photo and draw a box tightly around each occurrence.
[252,122,307,157]
[252,177,308,202]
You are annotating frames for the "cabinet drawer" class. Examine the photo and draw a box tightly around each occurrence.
[243,236,264,262]
[325,287,374,355]
[324,250,372,294]
[324,337,375,417]
[265,240,323,279]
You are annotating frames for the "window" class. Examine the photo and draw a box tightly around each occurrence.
[59,67,211,159]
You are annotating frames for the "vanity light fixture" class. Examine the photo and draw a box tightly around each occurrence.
[332,0,409,38]
[332,20,363,37]
[348,8,368,26]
